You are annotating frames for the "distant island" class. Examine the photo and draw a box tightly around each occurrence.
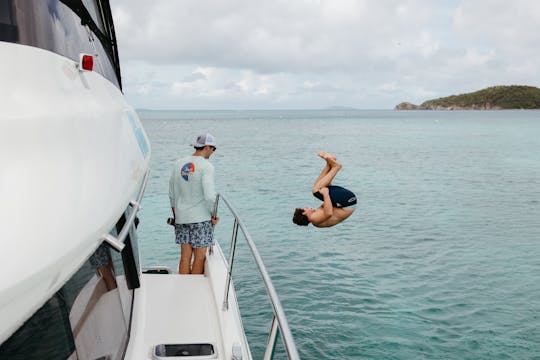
[323,106,359,110]
[395,85,540,110]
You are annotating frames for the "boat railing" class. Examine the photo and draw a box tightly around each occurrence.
[213,193,300,360]
[103,170,150,251]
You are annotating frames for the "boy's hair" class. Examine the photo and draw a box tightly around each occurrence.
[292,208,309,226]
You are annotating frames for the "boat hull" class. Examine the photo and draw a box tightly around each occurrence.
[0,42,150,344]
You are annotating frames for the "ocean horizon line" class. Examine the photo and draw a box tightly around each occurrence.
[135,107,391,112]
[136,108,540,113]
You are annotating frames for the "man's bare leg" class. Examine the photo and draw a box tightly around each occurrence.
[312,153,342,192]
[179,244,193,274]
[191,247,207,274]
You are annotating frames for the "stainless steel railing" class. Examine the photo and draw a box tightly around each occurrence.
[214,193,300,360]
[103,170,150,251]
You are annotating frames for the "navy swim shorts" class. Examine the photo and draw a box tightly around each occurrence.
[313,185,357,208]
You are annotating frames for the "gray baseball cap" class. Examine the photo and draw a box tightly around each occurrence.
[192,133,217,147]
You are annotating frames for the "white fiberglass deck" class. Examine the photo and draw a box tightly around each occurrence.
[126,274,225,359]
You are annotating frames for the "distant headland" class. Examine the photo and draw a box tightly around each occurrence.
[395,85,540,110]
[323,106,359,110]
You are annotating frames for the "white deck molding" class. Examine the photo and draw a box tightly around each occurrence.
[125,243,251,360]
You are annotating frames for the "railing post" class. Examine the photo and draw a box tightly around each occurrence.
[212,194,220,219]
[102,233,125,252]
[263,315,279,360]
[222,218,239,311]
[210,194,220,255]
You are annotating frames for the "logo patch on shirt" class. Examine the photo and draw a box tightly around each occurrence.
[181,162,195,181]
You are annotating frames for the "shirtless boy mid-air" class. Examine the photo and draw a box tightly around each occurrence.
[293,152,357,228]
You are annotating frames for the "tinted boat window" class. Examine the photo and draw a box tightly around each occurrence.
[109,233,134,329]
[0,290,76,359]
[0,0,120,87]
[72,243,129,360]
[0,0,12,22]
[81,0,105,33]
[0,0,13,24]
[0,232,134,359]
[0,0,17,42]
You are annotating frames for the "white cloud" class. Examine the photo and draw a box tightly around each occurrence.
[110,0,540,109]
[182,70,208,83]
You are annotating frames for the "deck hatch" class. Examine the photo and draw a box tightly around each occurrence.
[153,343,216,359]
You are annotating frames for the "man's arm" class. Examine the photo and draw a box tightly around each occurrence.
[202,164,219,226]
[202,164,217,213]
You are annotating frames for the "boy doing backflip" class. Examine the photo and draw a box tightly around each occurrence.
[293,152,356,227]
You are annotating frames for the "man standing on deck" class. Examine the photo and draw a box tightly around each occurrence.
[169,133,219,274]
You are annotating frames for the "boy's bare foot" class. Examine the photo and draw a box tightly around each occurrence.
[317,151,337,161]
[326,156,342,169]
[317,151,328,159]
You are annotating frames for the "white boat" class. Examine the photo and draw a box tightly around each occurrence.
[0,1,299,359]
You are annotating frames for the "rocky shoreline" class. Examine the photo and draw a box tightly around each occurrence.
[394,102,503,110]
[394,85,540,110]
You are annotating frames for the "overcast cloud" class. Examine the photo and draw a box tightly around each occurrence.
[110,0,540,109]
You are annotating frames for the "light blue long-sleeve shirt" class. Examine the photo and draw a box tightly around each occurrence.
[169,155,216,224]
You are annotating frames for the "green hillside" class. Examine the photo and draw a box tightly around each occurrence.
[421,85,540,109]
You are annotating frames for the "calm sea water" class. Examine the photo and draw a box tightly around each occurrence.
[136,110,540,359]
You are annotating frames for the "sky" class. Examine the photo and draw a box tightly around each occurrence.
[110,0,540,110]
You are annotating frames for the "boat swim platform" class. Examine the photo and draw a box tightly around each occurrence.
[125,273,226,359]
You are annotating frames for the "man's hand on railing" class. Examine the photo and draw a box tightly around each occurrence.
[211,216,220,226]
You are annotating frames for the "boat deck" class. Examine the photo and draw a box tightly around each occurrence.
[126,274,224,359]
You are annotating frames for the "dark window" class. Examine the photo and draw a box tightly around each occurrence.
[73,243,129,360]
[0,213,141,359]
[81,0,105,33]
[115,210,141,291]
[0,0,12,23]
[0,0,17,42]
[0,291,76,359]
[0,0,120,87]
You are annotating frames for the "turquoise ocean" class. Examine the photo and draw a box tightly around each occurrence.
[136,110,540,359]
